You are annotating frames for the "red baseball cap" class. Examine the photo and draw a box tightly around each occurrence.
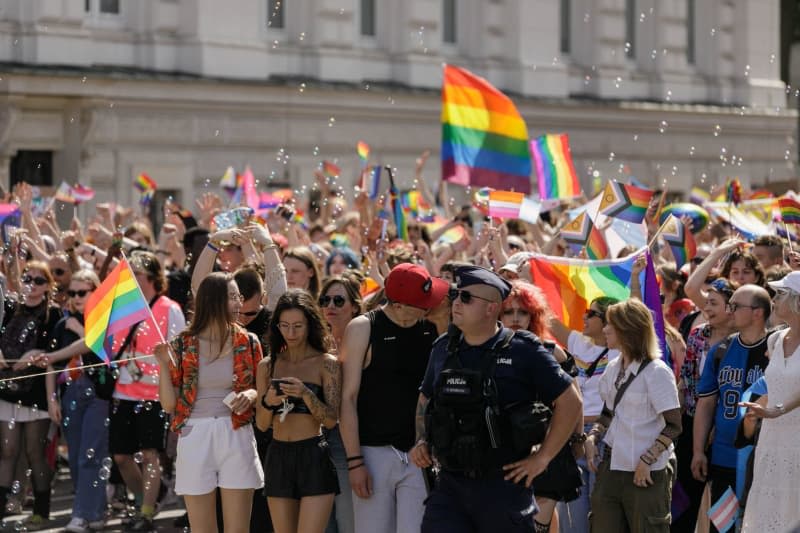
[384,263,449,310]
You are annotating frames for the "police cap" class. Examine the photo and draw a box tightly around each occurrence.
[454,265,512,301]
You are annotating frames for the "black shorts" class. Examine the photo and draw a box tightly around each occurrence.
[109,399,167,455]
[263,436,339,499]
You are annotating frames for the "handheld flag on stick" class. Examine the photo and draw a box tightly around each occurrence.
[707,487,738,533]
[661,214,697,268]
[322,161,341,178]
[71,184,95,203]
[441,64,532,193]
[560,212,594,252]
[220,166,237,191]
[84,257,152,363]
[531,134,581,200]
[134,173,157,193]
[778,195,800,225]
[365,166,382,200]
[356,141,370,168]
[598,181,654,224]
[488,190,542,223]
[54,182,76,204]
[386,166,408,241]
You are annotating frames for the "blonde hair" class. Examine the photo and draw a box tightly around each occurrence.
[70,269,100,289]
[606,299,661,362]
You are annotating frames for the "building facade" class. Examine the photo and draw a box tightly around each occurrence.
[0,0,796,214]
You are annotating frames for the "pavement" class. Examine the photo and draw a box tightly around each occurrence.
[2,464,188,533]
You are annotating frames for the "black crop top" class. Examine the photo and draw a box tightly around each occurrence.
[268,382,325,415]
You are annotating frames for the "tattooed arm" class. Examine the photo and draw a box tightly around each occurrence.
[415,393,429,444]
[302,354,342,429]
[410,393,433,468]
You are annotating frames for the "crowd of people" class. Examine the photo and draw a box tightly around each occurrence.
[0,159,799,533]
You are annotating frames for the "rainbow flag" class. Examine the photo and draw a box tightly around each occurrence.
[134,173,157,192]
[426,216,467,245]
[441,64,532,193]
[488,190,542,223]
[357,141,370,167]
[726,178,743,206]
[531,134,581,200]
[54,182,77,204]
[84,258,151,363]
[778,196,800,225]
[748,189,773,201]
[599,181,654,224]
[586,224,609,260]
[662,214,697,268]
[322,160,341,178]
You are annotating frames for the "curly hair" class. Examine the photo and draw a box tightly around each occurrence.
[268,289,331,357]
[720,250,765,287]
[500,280,552,337]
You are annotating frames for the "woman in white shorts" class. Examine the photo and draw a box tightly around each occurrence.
[155,272,264,533]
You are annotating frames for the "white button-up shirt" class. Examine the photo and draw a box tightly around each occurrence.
[598,356,680,472]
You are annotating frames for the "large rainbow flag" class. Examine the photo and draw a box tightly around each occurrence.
[441,64,532,193]
[529,250,666,361]
[84,258,151,363]
[531,134,581,200]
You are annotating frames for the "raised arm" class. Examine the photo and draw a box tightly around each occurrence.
[685,239,743,308]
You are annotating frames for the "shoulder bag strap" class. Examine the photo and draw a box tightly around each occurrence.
[585,348,610,379]
[611,358,652,413]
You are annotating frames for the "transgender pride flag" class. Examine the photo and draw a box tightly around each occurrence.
[707,487,738,533]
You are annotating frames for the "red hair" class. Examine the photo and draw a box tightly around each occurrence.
[501,280,553,338]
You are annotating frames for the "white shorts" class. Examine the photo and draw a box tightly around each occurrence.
[175,417,264,496]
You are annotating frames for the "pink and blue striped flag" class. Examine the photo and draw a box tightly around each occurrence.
[707,487,738,533]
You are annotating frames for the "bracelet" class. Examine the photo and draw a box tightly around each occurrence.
[207,242,219,253]
[640,454,655,466]
[346,455,364,463]
[347,463,365,471]
[569,433,587,445]
[260,394,269,410]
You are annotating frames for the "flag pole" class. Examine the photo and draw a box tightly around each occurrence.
[647,216,672,250]
[120,251,176,366]
[786,222,794,253]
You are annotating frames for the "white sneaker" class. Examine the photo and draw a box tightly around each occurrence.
[65,516,106,532]
[65,517,90,533]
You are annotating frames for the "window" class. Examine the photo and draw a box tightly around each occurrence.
[443,0,456,44]
[85,0,119,14]
[10,151,53,189]
[267,0,284,29]
[361,0,375,36]
[560,0,571,54]
[686,0,695,64]
[625,0,635,58]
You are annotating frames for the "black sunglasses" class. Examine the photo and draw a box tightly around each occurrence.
[319,295,347,308]
[67,289,91,298]
[52,268,67,276]
[22,276,48,286]
[585,309,604,320]
[448,288,494,305]
[239,306,263,317]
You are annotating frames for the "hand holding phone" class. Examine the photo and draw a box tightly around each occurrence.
[271,378,291,395]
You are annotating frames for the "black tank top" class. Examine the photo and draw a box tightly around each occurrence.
[357,309,437,452]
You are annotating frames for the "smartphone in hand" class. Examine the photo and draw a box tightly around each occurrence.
[271,378,291,395]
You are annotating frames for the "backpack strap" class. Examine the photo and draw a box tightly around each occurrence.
[712,333,737,376]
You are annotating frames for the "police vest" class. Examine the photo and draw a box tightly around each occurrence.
[425,328,551,477]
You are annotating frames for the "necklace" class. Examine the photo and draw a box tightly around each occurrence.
[614,363,628,389]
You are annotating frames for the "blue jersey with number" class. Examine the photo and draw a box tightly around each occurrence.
[697,334,768,469]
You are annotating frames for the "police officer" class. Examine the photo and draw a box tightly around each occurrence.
[410,266,582,533]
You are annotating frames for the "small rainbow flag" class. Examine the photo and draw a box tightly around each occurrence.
[748,189,773,201]
[55,182,77,204]
[322,160,341,178]
[426,216,467,245]
[586,224,609,260]
[133,173,157,193]
[726,178,743,206]
[778,196,800,225]
[598,181,654,224]
[441,64,532,193]
[661,214,697,268]
[531,134,581,200]
[356,141,370,167]
[488,190,542,223]
[84,258,151,363]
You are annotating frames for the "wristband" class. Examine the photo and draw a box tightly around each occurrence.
[346,455,364,463]
[260,394,270,410]
[207,242,219,253]
[348,463,365,471]
[640,454,655,466]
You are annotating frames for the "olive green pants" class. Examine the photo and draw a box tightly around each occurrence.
[589,457,675,533]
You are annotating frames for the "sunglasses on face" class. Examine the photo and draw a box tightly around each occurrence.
[51,268,67,276]
[448,288,494,305]
[22,276,48,286]
[67,289,91,298]
[319,295,347,308]
[240,307,263,317]
[585,309,604,320]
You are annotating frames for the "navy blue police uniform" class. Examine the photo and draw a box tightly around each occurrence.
[419,266,574,533]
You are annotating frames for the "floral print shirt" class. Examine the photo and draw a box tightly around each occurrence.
[168,324,263,433]
[680,324,712,417]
